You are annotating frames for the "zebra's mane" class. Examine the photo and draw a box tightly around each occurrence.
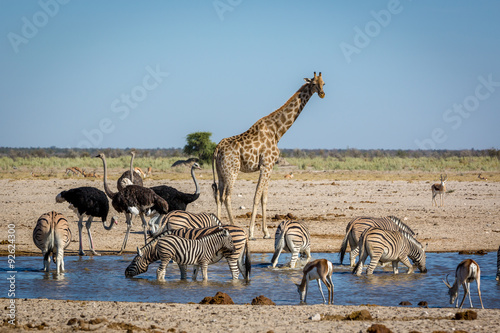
[388,216,416,236]
[209,213,223,226]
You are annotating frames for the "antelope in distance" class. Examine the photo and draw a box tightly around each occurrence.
[284,172,294,179]
[431,174,447,207]
[296,259,334,305]
[478,173,487,181]
[443,259,484,309]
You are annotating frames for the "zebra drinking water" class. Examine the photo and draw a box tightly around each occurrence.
[152,224,251,280]
[125,227,235,281]
[271,220,311,268]
[340,216,416,267]
[148,210,222,237]
[32,211,72,274]
[353,227,427,276]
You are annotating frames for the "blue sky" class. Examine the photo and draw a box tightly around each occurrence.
[1,0,499,150]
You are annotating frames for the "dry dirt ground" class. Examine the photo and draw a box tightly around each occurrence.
[1,170,499,332]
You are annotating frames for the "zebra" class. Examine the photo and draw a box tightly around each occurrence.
[148,210,222,237]
[353,227,427,276]
[154,224,251,281]
[271,220,311,268]
[496,245,500,281]
[340,216,416,267]
[125,227,235,281]
[32,211,72,274]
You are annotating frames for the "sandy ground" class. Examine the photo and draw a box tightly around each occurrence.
[1,171,499,332]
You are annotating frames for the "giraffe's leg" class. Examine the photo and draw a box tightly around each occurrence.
[77,215,85,256]
[249,166,272,239]
[85,216,100,256]
[260,180,271,239]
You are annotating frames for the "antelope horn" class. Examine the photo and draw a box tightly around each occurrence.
[442,274,452,288]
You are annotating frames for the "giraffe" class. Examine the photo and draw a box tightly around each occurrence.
[212,72,325,239]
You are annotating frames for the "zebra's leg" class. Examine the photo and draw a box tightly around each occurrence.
[177,263,188,280]
[118,213,132,255]
[392,261,399,274]
[349,247,359,267]
[399,256,414,274]
[156,259,169,281]
[226,258,239,280]
[354,251,367,276]
[42,251,50,272]
[366,252,383,275]
[77,215,85,256]
[201,263,209,280]
[85,216,100,256]
[55,244,64,274]
[192,265,199,281]
[289,246,299,269]
[316,279,326,304]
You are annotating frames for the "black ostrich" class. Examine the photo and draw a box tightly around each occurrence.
[55,186,117,256]
[96,153,169,254]
[150,162,201,211]
[117,151,143,191]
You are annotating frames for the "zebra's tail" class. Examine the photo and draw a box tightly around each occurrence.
[339,223,355,265]
[270,226,284,266]
[243,240,251,281]
[352,229,367,275]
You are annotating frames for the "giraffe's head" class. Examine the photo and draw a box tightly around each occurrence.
[304,72,325,98]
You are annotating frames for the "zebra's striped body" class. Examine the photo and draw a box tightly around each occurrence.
[340,216,415,267]
[353,227,427,276]
[496,245,500,281]
[156,224,251,280]
[271,220,311,268]
[32,211,72,274]
[125,228,235,281]
[149,210,222,237]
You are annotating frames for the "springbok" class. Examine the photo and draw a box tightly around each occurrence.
[443,259,484,309]
[431,174,447,207]
[284,172,294,179]
[296,259,334,305]
[478,173,487,181]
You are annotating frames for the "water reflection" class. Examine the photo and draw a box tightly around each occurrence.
[1,252,499,308]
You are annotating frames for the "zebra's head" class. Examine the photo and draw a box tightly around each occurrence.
[220,228,235,253]
[125,245,151,278]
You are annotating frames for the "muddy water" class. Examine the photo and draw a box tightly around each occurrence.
[2,252,499,308]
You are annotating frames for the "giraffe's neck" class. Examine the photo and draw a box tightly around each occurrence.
[261,83,313,142]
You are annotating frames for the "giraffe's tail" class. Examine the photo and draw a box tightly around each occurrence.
[211,146,219,201]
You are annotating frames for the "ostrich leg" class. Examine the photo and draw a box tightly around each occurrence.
[85,216,100,256]
[118,213,133,255]
[77,215,86,256]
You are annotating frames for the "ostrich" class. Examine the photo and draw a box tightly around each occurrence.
[96,153,169,254]
[150,162,201,211]
[149,163,202,231]
[117,151,143,191]
[55,186,117,256]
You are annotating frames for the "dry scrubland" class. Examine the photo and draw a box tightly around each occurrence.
[1,160,499,332]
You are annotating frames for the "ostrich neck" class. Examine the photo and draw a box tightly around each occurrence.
[129,153,135,183]
[100,156,117,198]
[102,217,116,230]
[191,166,200,195]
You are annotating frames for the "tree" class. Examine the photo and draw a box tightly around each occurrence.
[183,132,217,165]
